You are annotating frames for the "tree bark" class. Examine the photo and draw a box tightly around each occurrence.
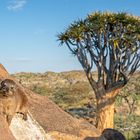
[95,89,120,133]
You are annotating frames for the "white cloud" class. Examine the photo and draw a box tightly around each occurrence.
[7,0,27,11]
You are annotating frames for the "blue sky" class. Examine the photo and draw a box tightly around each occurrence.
[0,0,140,73]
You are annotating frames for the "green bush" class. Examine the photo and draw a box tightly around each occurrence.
[114,114,140,140]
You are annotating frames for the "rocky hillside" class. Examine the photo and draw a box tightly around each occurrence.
[12,70,140,114]
[12,70,140,139]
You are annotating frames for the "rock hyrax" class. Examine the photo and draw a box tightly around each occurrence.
[0,79,28,125]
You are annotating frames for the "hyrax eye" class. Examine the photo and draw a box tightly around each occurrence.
[11,86,14,90]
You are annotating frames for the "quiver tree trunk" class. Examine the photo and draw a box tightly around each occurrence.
[95,89,121,133]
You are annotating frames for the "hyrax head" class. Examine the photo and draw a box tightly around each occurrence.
[0,79,16,97]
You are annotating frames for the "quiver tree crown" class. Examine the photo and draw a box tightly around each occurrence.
[58,12,140,93]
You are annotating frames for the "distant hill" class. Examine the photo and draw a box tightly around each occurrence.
[12,71,96,110]
[12,70,140,113]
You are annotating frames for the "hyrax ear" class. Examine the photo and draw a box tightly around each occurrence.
[0,80,9,92]
[0,80,5,90]
[1,80,7,87]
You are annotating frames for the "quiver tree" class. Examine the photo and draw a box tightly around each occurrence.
[58,12,140,132]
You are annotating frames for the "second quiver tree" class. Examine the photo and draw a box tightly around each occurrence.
[58,12,140,132]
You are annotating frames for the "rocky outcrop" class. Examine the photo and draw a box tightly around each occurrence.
[0,64,100,139]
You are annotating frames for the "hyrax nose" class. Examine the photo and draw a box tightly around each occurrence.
[2,86,9,93]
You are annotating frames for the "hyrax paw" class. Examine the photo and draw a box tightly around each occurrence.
[23,114,27,121]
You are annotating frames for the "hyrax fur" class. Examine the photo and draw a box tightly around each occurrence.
[0,79,28,125]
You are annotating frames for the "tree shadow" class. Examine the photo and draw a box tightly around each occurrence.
[66,106,95,118]
[84,129,126,140]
